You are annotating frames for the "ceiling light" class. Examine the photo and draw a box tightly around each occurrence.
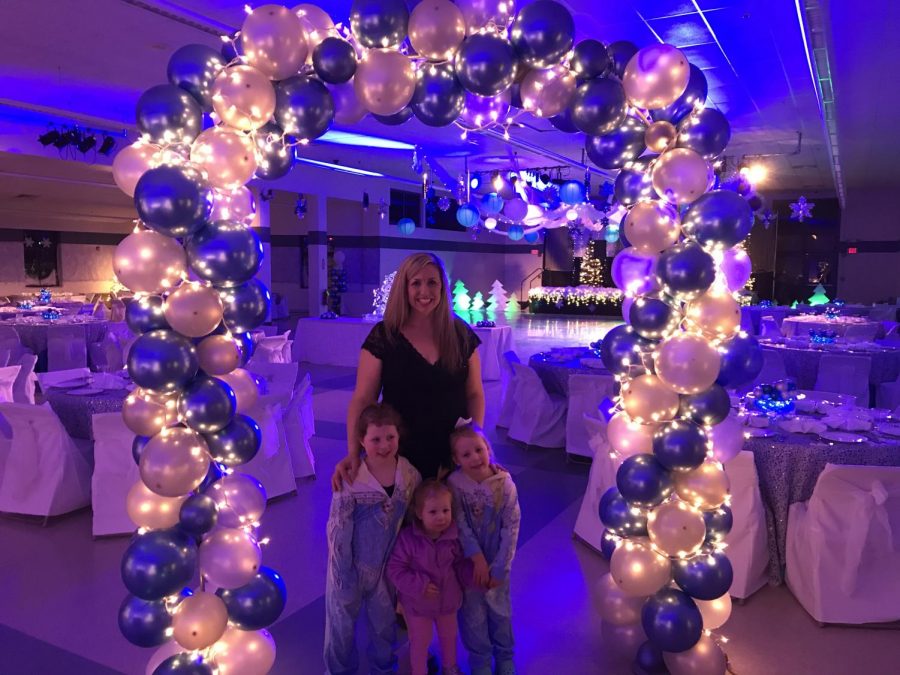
[740,164,768,184]
[99,135,116,155]
[38,130,60,146]
[317,130,415,150]
[77,134,97,153]
[295,157,384,177]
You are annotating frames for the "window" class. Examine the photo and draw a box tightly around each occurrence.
[389,189,420,224]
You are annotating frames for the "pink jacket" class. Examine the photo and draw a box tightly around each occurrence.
[387,522,473,618]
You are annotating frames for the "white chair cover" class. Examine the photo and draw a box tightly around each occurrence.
[0,349,10,367]
[496,350,520,429]
[724,451,770,599]
[250,334,292,365]
[0,365,21,403]
[0,325,22,355]
[109,299,127,323]
[507,362,567,448]
[760,315,783,339]
[813,353,872,408]
[240,395,297,499]
[11,353,37,404]
[876,380,900,411]
[786,464,900,624]
[89,332,125,373]
[47,324,88,371]
[0,403,91,516]
[843,323,880,343]
[246,362,299,402]
[572,415,619,552]
[743,349,787,393]
[91,412,139,536]
[565,373,616,458]
[284,373,315,478]
[92,302,107,320]
[36,367,91,393]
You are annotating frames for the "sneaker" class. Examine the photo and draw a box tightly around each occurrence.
[495,663,517,675]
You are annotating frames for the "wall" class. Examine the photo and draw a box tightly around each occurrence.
[837,187,900,303]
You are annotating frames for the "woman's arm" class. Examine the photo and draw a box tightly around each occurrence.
[465,350,485,426]
[331,349,382,490]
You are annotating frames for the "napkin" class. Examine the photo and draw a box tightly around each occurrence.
[91,372,128,390]
[780,418,827,434]
[822,411,872,431]
[795,397,818,413]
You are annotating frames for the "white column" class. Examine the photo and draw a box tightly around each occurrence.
[307,197,328,317]
[252,190,273,322]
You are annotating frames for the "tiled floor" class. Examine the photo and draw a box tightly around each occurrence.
[2,314,899,674]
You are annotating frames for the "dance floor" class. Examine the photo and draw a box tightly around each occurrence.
[1,314,898,674]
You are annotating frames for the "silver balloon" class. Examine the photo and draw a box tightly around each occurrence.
[114,230,187,295]
[139,427,211,497]
[199,527,262,589]
[354,49,416,116]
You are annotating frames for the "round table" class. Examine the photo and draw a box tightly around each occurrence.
[761,341,900,387]
[6,319,108,355]
[781,314,883,340]
[45,387,128,440]
[528,348,610,396]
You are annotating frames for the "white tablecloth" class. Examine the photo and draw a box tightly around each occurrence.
[472,325,514,381]
[782,315,882,340]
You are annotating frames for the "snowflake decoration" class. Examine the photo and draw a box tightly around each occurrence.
[789,196,814,222]
[438,195,451,211]
[40,237,52,248]
[24,236,34,247]
[760,209,775,229]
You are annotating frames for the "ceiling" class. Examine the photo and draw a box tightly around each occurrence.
[0,0,876,206]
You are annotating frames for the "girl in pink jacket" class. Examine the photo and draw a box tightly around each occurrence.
[387,480,471,675]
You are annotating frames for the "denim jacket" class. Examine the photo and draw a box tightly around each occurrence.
[326,456,421,596]
[448,467,521,581]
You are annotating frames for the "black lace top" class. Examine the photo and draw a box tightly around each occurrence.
[362,317,481,479]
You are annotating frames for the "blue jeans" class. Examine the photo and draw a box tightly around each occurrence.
[459,584,515,675]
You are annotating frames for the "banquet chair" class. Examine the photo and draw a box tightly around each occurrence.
[88,332,125,373]
[876,374,900,411]
[725,451,770,600]
[240,394,297,498]
[92,301,108,320]
[249,334,292,365]
[507,362,567,448]
[786,464,900,624]
[284,373,316,478]
[572,415,619,551]
[496,350,521,429]
[843,323,880,343]
[813,353,872,408]
[882,322,899,340]
[760,315,783,340]
[47,324,88,371]
[11,353,37,404]
[565,373,616,459]
[109,299,127,323]
[743,349,788,393]
[0,325,28,361]
[0,349,9,368]
[246,361,299,402]
[90,413,139,536]
[739,308,755,335]
[0,365,21,403]
[0,402,91,517]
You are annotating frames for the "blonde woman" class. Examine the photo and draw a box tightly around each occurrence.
[332,252,485,487]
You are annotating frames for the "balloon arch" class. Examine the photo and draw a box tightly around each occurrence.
[111,1,763,673]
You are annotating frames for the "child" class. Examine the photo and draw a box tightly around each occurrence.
[448,421,521,675]
[324,403,421,675]
[386,480,470,675]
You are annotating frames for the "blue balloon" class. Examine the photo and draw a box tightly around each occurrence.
[674,550,734,600]
[635,640,668,674]
[134,165,213,238]
[126,295,170,334]
[481,193,504,214]
[629,296,680,340]
[510,0,575,68]
[219,279,271,333]
[570,39,610,80]
[614,166,653,207]
[199,461,226,493]
[167,44,225,111]
[154,653,214,675]
[411,62,465,127]
[683,189,754,250]
[653,421,708,472]
[203,414,262,467]
[179,493,218,536]
[186,220,263,287]
[607,41,638,78]
[136,84,203,143]
[372,106,413,125]
[598,487,649,536]
[217,566,287,630]
[508,225,525,241]
[716,334,763,387]
[397,218,416,235]
[655,243,716,300]
[585,117,647,170]
[600,324,650,375]
[703,505,733,544]
[121,529,197,600]
[236,331,255,367]
[677,107,731,159]
[600,529,619,561]
[118,594,172,647]
[350,0,408,48]
[571,77,627,135]
[455,33,517,97]
[127,330,199,394]
[549,108,579,134]
[253,122,294,180]
[312,36,357,84]
[132,435,151,465]
[651,64,708,125]
[679,384,731,426]
[616,454,673,508]
[177,375,236,433]
[641,588,703,653]
[274,76,334,140]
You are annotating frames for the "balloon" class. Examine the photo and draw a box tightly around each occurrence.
[177,375,236,434]
[128,330,199,394]
[636,641,668,674]
[187,220,264,287]
[645,120,677,154]
[216,369,259,415]
[651,64,708,125]
[211,65,276,132]
[683,190,753,250]
[172,592,228,650]
[716,334,763,388]
[721,247,752,292]
[312,36,357,84]
[164,284,224,339]
[520,66,576,118]
[197,335,242,376]
[664,634,727,675]
[210,186,256,225]
[623,44,690,110]
[411,62,465,127]
[456,0,512,33]
[600,529,620,560]
[204,415,262,467]
[598,487,649,537]
[608,41,638,79]
[154,653,214,675]
[622,374,680,423]
[509,0,574,68]
[616,454,673,508]
[703,505,733,545]
[695,593,732,631]
[179,493,219,536]
[294,3,336,49]
[146,641,188,675]
[675,461,730,510]
[571,77,627,136]
[350,0,409,48]
[652,148,712,205]
[217,567,286,630]
[570,39,610,80]
[123,389,177,436]
[623,201,680,255]
[612,247,659,296]
[648,499,706,557]
[673,550,733,600]
[608,413,657,459]
[655,333,721,395]
[707,411,745,464]
[119,594,173,647]
[610,539,671,597]
[199,528,262,589]
[615,166,654,207]
[136,84,203,143]
[134,165,212,239]
[653,421,708,472]
[140,427,211,497]
[459,89,510,129]
[595,572,646,625]
[354,48,416,115]
[629,296,680,340]
[328,80,368,125]
[240,4,308,80]
[208,473,267,528]
[274,75,334,140]
[199,461,226,493]
[121,528,198,600]
[218,279,271,333]
[600,324,649,375]
[585,117,647,170]
[133,436,151,465]
[686,290,740,340]
[504,197,528,222]
[409,0,466,61]
[549,108,579,133]
[372,106,413,125]
[679,384,731,426]
[677,107,731,159]
[113,142,160,197]
[656,243,716,301]
[167,44,225,111]
[601,620,648,663]
[190,127,257,191]
[641,588,703,653]
[127,480,186,530]
[127,295,170,334]
[208,627,276,675]
[454,33,517,97]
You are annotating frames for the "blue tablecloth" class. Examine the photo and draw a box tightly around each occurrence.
[45,388,128,440]
[761,341,900,387]
[529,348,610,396]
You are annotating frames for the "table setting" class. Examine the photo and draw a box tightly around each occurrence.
[781,312,883,340]
[759,336,900,388]
[43,371,132,440]
[528,346,609,395]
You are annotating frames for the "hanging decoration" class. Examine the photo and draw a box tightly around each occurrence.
[789,196,815,222]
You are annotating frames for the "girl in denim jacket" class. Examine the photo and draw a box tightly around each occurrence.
[448,422,521,675]
[324,404,421,675]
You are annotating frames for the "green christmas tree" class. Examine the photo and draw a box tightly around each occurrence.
[506,291,521,315]
[471,291,485,311]
[452,280,471,312]
[807,283,830,306]
[579,255,604,286]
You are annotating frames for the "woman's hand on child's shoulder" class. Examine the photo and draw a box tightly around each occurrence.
[331,455,361,491]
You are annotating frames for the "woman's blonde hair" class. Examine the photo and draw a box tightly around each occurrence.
[383,252,465,371]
